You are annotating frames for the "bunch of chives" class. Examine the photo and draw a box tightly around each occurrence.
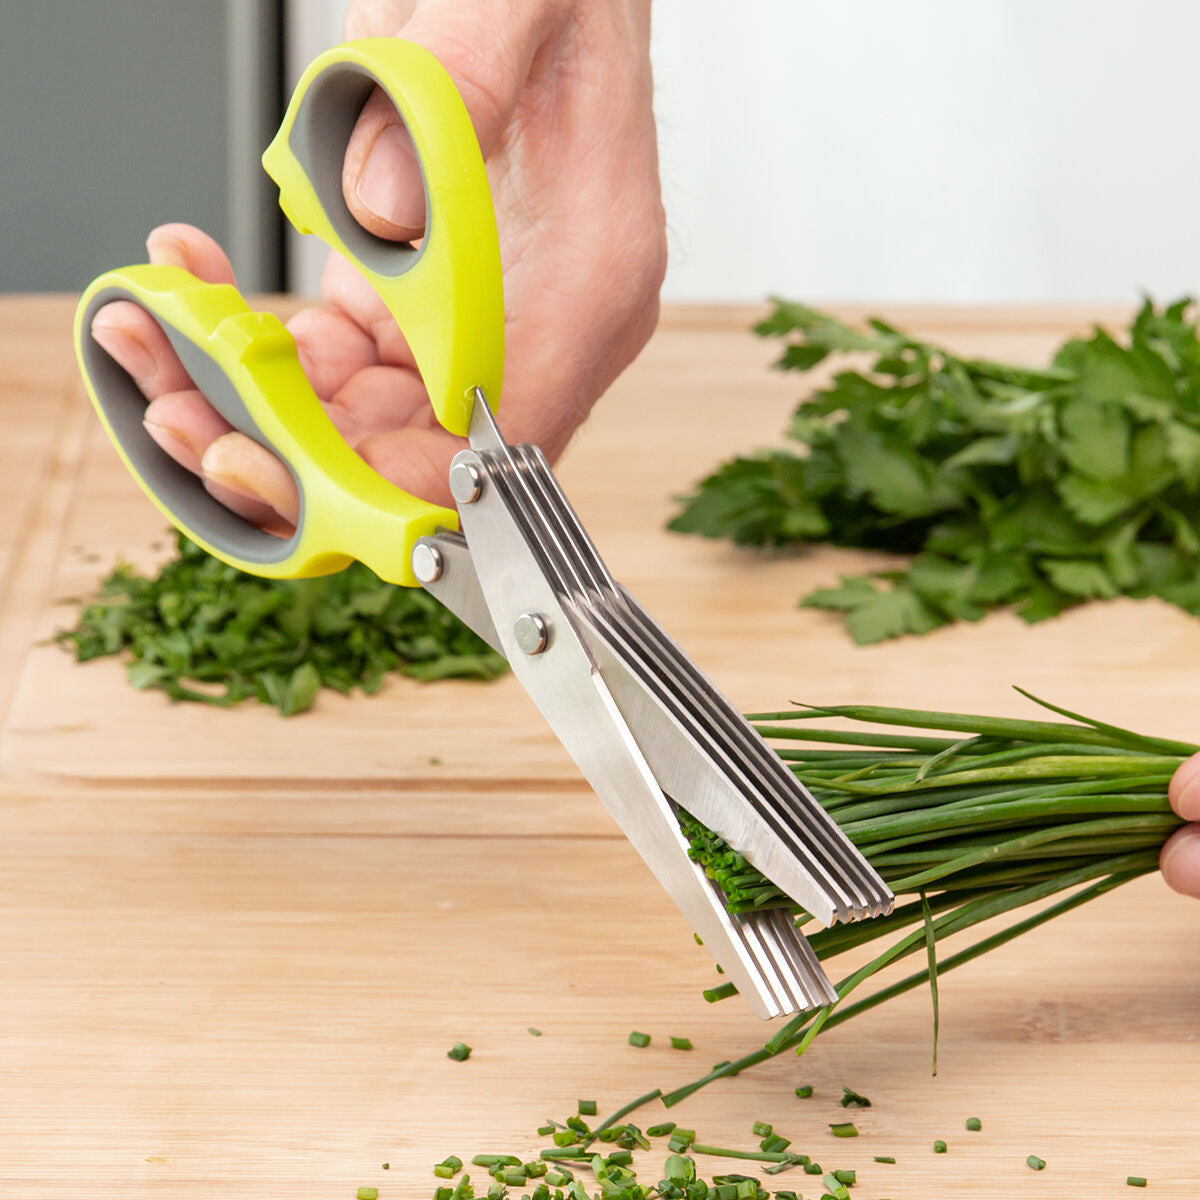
[660,691,1190,1109]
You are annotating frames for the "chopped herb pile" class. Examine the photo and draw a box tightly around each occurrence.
[427,1105,865,1199]
[669,297,1200,643]
[56,532,507,714]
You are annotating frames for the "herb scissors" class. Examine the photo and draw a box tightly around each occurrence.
[74,39,892,1019]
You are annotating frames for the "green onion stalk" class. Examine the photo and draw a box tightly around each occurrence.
[652,689,1190,1111]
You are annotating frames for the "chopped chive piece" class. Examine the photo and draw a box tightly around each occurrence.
[524,1160,547,1177]
[804,1161,823,1174]
[833,1169,856,1185]
[751,1121,772,1137]
[934,1140,948,1154]
[537,1124,556,1136]
[703,982,739,1003]
[577,1099,597,1116]
[966,1117,982,1131]
[1127,1178,1148,1188]
[1027,1155,1047,1171]
[447,1041,471,1061]
[486,1185,505,1200]
[840,1085,871,1107]
[607,1150,633,1166]
[829,1122,859,1138]
[472,1155,521,1167]
[760,1135,791,1154]
[434,1155,463,1178]
[647,1122,677,1137]
[540,1148,588,1160]
[628,1030,651,1048]
[670,1036,694,1051]
[381,1163,389,1170]
[545,1169,572,1186]
[874,1156,897,1164]
[551,1130,578,1147]
[356,1190,378,1200]
[794,1085,814,1099]
[527,1026,543,1036]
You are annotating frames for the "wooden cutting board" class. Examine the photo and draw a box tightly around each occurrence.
[1,298,1197,1199]
[6,301,1200,789]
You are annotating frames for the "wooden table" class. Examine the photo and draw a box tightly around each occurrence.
[1,297,1196,1198]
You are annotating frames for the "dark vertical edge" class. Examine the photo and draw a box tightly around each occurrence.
[225,0,287,292]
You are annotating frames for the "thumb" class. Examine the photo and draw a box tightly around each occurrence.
[342,1,558,240]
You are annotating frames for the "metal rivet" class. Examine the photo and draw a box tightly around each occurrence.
[514,612,551,655]
[449,460,484,504]
[411,541,444,584]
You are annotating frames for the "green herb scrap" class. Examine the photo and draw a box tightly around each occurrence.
[669,297,1200,643]
[56,532,507,714]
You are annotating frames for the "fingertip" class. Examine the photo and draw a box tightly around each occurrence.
[1169,753,1200,820]
[147,223,238,286]
[1160,825,1200,899]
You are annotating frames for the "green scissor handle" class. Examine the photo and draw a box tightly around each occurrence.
[74,38,504,586]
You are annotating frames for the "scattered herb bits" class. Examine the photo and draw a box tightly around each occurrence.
[357,1189,378,1200]
[1028,1155,1047,1171]
[670,1036,694,1051]
[966,1117,983,1131]
[934,1140,948,1154]
[577,1100,597,1116]
[628,1031,651,1048]
[57,532,507,714]
[1127,1177,1148,1187]
[840,1086,871,1108]
[829,1123,859,1138]
[874,1156,897,1164]
[433,1156,462,1178]
[794,1085,813,1099]
[527,1027,542,1037]
[446,1042,471,1062]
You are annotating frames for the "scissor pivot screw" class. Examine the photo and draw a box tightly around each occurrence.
[449,460,484,504]
[411,541,444,584]
[514,612,551,655]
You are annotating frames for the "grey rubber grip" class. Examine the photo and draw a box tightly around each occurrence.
[80,286,302,566]
[288,62,430,277]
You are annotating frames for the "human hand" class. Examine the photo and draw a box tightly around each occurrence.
[90,0,665,525]
[1162,755,1200,898]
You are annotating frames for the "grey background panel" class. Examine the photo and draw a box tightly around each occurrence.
[0,2,283,293]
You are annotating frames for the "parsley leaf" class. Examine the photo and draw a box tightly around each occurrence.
[670,297,1200,642]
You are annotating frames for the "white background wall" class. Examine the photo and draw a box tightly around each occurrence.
[289,1,1200,305]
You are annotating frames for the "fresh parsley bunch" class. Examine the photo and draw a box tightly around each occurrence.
[57,532,507,715]
[669,298,1200,643]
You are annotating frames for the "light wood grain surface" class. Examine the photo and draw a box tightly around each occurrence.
[0,296,1197,1198]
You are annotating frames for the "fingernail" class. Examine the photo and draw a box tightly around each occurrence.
[144,419,202,474]
[1161,827,1200,898]
[355,123,426,232]
[1171,755,1200,819]
[92,317,154,379]
[203,466,272,510]
[145,231,189,270]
